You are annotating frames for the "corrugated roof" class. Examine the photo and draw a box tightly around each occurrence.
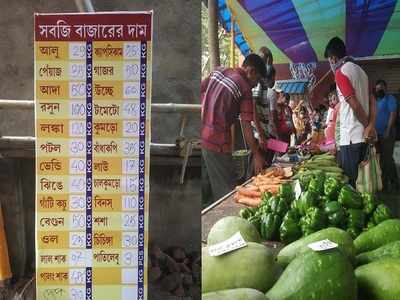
[275,80,309,94]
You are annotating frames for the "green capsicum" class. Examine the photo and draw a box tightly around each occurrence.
[297,190,318,216]
[260,213,281,241]
[372,204,391,225]
[261,191,273,206]
[346,227,360,239]
[278,183,294,202]
[239,207,254,220]
[275,198,289,217]
[283,209,300,222]
[308,176,325,195]
[299,174,314,191]
[300,207,327,236]
[279,215,302,244]
[268,196,280,213]
[248,213,262,232]
[361,192,376,215]
[347,209,366,230]
[338,185,362,209]
[324,177,342,201]
[324,201,346,227]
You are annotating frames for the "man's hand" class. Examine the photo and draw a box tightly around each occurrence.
[253,150,265,175]
[364,125,377,141]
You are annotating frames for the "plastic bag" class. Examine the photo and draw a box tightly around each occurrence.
[356,144,383,193]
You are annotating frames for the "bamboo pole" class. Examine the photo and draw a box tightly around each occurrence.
[230,16,235,68]
[208,0,220,70]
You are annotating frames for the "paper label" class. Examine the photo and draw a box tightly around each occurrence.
[294,180,302,200]
[208,232,247,256]
[307,239,338,251]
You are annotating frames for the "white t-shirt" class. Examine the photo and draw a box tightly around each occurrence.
[335,61,369,146]
[252,84,277,138]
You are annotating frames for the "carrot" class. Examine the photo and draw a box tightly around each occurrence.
[237,189,261,198]
[237,196,261,207]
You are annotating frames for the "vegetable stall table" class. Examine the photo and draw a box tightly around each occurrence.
[201,178,252,245]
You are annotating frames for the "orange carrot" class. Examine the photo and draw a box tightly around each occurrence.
[237,189,261,198]
[237,196,261,207]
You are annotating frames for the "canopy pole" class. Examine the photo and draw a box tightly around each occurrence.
[230,16,235,68]
[208,0,220,70]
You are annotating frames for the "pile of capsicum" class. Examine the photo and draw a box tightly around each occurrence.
[240,170,392,243]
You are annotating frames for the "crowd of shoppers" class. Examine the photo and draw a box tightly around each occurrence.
[201,37,399,203]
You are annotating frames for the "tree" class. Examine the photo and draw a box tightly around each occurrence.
[201,3,239,78]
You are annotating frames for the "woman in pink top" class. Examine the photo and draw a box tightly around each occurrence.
[325,86,340,143]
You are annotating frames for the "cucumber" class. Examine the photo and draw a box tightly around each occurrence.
[203,288,267,300]
[356,241,400,265]
[267,249,357,300]
[207,216,261,245]
[202,242,278,293]
[356,258,400,300]
[277,227,356,267]
[354,219,400,254]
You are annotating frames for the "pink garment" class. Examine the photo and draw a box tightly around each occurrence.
[325,103,340,143]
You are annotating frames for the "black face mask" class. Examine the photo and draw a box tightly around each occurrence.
[376,90,385,99]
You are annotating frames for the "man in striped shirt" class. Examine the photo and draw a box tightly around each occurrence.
[201,54,267,201]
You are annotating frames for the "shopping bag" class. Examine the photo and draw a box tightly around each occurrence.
[356,144,383,193]
[263,138,288,153]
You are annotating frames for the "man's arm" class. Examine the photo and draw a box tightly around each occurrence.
[346,95,369,127]
[253,101,265,143]
[240,94,265,174]
[335,69,369,127]
[363,93,377,140]
[242,120,264,174]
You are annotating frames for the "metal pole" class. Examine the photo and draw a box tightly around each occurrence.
[83,0,95,12]
[208,0,220,70]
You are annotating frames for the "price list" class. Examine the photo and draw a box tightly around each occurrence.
[35,12,152,300]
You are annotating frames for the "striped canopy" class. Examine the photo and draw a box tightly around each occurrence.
[218,0,400,64]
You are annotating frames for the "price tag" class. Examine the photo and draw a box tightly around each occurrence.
[208,232,247,257]
[307,239,338,251]
[294,180,302,200]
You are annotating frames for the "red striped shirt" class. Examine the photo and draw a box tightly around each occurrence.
[201,67,253,153]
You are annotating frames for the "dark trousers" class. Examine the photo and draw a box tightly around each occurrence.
[340,143,366,187]
[202,148,236,203]
[377,128,398,188]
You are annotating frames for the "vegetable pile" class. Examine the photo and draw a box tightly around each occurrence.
[234,167,293,208]
[239,153,392,242]
[203,217,400,300]
[203,152,400,299]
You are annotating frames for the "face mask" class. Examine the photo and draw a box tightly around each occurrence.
[266,64,272,76]
[376,90,385,99]
[330,61,339,73]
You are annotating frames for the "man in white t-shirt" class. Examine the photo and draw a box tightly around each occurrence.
[324,37,376,187]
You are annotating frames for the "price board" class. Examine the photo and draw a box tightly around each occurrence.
[34,12,152,300]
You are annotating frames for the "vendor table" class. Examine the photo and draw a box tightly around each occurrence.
[201,179,251,244]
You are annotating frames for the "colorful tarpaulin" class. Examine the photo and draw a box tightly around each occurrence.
[218,0,400,63]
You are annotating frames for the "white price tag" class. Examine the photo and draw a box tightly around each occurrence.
[208,232,247,257]
[307,239,338,251]
[294,180,302,200]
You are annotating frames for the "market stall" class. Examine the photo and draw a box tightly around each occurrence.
[202,149,400,299]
